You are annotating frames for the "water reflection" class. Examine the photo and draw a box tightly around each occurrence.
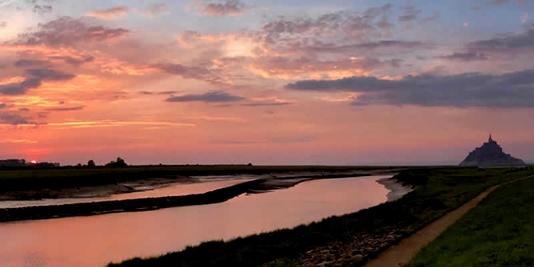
[0,175,392,267]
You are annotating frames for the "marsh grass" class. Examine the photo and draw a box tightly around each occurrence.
[408,176,534,267]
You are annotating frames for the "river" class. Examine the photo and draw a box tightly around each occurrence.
[0,175,397,267]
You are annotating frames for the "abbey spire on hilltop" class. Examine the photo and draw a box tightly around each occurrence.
[460,135,525,167]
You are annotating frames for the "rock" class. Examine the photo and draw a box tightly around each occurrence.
[460,135,525,168]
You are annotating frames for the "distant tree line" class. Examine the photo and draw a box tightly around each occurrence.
[105,157,128,168]
[74,157,128,168]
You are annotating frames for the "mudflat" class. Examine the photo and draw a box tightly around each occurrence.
[0,165,398,201]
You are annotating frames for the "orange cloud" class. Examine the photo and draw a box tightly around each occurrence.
[249,57,375,80]
[46,120,195,129]
[87,6,129,20]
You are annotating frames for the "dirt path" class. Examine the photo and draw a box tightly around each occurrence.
[365,176,533,267]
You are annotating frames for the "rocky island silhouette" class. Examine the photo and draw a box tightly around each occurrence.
[460,135,525,167]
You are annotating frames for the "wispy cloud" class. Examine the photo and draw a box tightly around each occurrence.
[0,68,75,95]
[33,4,52,14]
[45,105,85,112]
[154,63,227,85]
[488,0,525,6]
[0,112,32,125]
[467,26,534,54]
[438,52,488,61]
[436,26,534,63]
[143,3,169,16]
[251,56,403,79]
[0,139,38,144]
[166,91,245,103]
[139,90,178,95]
[46,120,196,129]
[398,4,421,22]
[241,97,293,107]
[260,4,393,44]
[14,17,129,46]
[196,0,247,16]
[87,6,129,20]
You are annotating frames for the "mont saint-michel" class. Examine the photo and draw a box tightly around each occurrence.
[460,135,526,167]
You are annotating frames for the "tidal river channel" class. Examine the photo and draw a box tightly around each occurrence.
[0,175,398,267]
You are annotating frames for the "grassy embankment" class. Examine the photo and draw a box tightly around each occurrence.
[109,167,534,267]
[408,175,534,267]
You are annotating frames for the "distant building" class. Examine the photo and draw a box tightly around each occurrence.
[460,135,525,167]
[0,159,27,167]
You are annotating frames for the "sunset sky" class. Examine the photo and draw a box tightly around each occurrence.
[0,0,533,165]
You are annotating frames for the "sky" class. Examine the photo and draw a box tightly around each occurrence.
[0,0,533,165]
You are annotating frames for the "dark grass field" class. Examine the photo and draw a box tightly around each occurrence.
[408,176,534,267]
[109,167,534,267]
